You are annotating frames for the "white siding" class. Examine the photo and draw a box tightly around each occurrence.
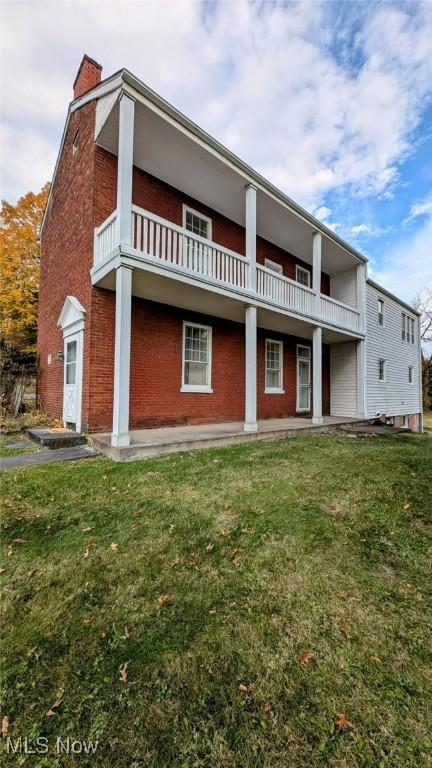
[331,342,358,417]
[365,283,421,417]
[330,268,357,308]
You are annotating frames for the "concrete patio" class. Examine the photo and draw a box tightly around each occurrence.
[92,415,365,462]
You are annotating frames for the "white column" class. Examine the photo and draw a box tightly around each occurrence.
[116,93,135,246]
[312,231,322,316]
[356,339,366,418]
[244,305,257,432]
[111,265,133,447]
[356,262,366,331]
[312,326,323,424]
[245,184,257,292]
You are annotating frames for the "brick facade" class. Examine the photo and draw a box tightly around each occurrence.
[39,97,330,434]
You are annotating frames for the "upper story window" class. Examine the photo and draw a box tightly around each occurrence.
[402,312,416,344]
[265,339,283,393]
[408,366,414,384]
[296,265,311,288]
[264,258,283,275]
[378,298,384,327]
[183,205,212,240]
[378,359,386,382]
[181,321,212,393]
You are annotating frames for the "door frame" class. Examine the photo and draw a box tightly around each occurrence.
[57,296,86,433]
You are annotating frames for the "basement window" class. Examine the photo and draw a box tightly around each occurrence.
[181,322,213,393]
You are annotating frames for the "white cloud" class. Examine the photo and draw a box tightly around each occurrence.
[403,198,432,224]
[350,224,372,235]
[0,0,431,208]
[369,217,432,303]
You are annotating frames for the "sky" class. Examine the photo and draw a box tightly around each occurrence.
[1,0,431,305]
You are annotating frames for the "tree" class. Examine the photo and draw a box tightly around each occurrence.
[0,184,49,352]
[413,288,432,411]
[0,184,49,415]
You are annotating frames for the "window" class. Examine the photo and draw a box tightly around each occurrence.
[378,298,384,326]
[181,322,212,392]
[297,345,311,411]
[296,265,311,287]
[410,317,415,344]
[183,206,212,240]
[65,340,77,385]
[265,258,283,275]
[265,340,283,392]
[72,130,79,155]
[408,366,413,384]
[402,312,406,341]
[402,313,415,344]
[378,359,386,382]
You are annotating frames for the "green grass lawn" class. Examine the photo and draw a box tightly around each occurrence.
[1,433,431,767]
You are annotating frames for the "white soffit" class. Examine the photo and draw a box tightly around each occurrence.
[95,88,121,139]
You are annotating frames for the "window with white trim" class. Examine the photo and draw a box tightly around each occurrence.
[378,358,386,382]
[408,366,413,384]
[410,317,415,344]
[183,206,212,240]
[296,265,311,287]
[181,322,212,392]
[402,312,406,341]
[297,345,311,411]
[265,339,283,392]
[264,258,283,275]
[378,298,384,327]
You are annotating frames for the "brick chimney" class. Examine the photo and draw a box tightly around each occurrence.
[73,55,102,100]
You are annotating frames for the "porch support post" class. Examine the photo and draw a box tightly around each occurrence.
[312,231,322,315]
[356,262,366,331]
[312,326,323,424]
[244,305,258,432]
[116,92,135,246]
[111,265,133,447]
[245,184,257,292]
[356,339,366,418]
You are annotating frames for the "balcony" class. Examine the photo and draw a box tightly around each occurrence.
[94,206,361,335]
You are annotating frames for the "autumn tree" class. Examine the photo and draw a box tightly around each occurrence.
[413,288,432,411]
[0,184,49,414]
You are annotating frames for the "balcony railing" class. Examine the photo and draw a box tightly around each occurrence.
[94,206,361,334]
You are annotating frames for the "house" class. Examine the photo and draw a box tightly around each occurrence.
[38,55,423,458]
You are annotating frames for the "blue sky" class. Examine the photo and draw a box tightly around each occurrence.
[1,0,431,303]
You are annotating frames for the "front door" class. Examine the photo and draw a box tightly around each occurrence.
[297,345,311,412]
[63,334,80,430]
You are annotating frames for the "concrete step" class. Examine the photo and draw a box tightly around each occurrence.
[26,428,86,450]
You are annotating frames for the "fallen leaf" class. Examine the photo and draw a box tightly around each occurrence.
[83,616,93,625]
[119,662,129,683]
[339,620,351,639]
[337,591,351,599]
[82,526,93,533]
[0,567,6,574]
[238,683,249,692]
[403,503,412,510]
[208,609,217,615]
[220,528,230,538]
[335,713,353,730]
[370,655,382,663]
[100,631,107,638]
[110,543,118,551]
[232,557,242,567]
[12,538,25,544]
[206,542,214,552]
[27,568,36,579]
[158,594,172,606]
[337,660,345,670]
[47,698,63,716]
[298,651,315,666]
[132,523,140,530]
[263,702,271,713]
[1,716,9,736]
[7,545,13,557]
[124,625,130,639]
[84,548,90,559]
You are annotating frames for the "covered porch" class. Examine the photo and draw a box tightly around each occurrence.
[92,415,365,462]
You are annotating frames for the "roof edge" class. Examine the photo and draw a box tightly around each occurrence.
[367,278,421,316]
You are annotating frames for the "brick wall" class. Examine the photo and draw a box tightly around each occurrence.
[85,296,330,433]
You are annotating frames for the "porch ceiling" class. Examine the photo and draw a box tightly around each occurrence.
[96,97,362,276]
[95,265,358,345]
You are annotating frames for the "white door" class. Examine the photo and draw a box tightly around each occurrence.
[297,345,311,412]
[63,334,82,430]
